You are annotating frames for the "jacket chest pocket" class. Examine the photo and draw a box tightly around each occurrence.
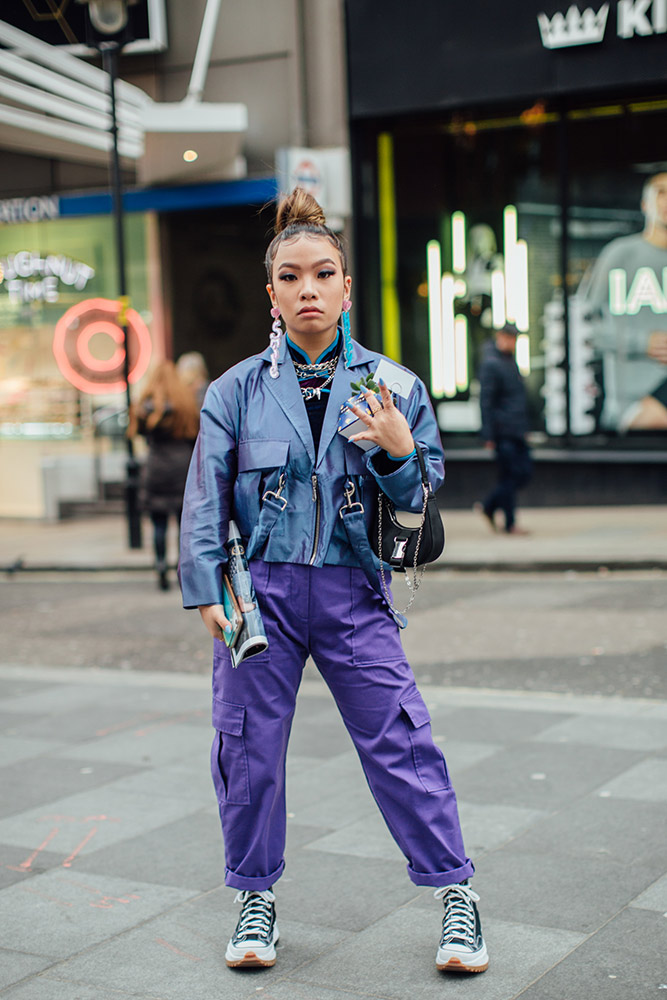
[238,439,290,473]
[235,439,290,535]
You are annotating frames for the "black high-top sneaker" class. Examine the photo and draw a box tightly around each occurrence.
[434,882,488,973]
[225,889,278,968]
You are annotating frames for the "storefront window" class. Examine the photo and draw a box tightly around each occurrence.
[356,97,667,448]
[0,213,151,440]
[358,107,561,439]
[567,100,667,438]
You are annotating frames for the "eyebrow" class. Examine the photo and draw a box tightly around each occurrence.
[277,257,338,270]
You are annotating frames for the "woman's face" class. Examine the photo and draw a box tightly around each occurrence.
[267,234,351,342]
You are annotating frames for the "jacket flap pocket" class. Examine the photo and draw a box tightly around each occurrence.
[400,692,431,728]
[238,439,289,472]
[212,698,246,735]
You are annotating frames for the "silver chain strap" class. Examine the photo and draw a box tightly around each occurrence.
[377,484,429,616]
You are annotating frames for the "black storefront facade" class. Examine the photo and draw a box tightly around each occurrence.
[345,0,667,505]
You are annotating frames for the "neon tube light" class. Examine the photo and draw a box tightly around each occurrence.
[491,269,506,328]
[427,240,445,397]
[454,315,469,391]
[514,239,529,333]
[503,205,518,324]
[441,273,457,398]
[516,334,531,376]
[452,211,466,274]
[378,132,401,361]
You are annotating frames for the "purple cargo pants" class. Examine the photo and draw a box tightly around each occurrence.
[210,561,474,891]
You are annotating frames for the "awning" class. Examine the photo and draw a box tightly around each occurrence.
[57,176,279,217]
[0,18,248,183]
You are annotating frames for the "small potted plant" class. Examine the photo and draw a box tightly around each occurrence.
[337,372,383,450]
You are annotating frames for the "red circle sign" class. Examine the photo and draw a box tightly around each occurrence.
[53,298,152,395]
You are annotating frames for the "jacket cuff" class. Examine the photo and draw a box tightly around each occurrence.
[179,561,223,610]
[371,448,414,476]
[367,449,424,508]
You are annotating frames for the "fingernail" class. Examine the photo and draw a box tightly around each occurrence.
[224,624,232,635]
[379,378,386,386]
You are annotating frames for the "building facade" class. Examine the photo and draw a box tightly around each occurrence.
[0,0,348,516]
[345,0,667,504]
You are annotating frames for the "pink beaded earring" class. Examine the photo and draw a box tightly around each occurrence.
[269,306,282,379]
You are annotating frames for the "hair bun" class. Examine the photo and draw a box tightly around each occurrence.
[275,187,326,234]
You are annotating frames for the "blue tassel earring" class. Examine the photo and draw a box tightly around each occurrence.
[342,299,353,369]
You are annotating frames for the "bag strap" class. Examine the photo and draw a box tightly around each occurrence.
[244,473,287,562]
[415,442,432,491]
[339,481,408,629]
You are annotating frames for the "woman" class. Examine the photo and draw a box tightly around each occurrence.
[176,350,210,409]
[129,360,200,590]
[179,189,488,974]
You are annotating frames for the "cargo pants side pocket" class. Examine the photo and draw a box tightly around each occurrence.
[400,690,451,792]
[211,698,251,806]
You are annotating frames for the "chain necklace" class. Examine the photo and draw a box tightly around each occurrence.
[293,355,339,378]
[294,354,340,401]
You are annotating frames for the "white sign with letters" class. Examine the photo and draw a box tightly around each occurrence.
[0,196,60,225]
[538,1,667,48]
[0,251,95,305]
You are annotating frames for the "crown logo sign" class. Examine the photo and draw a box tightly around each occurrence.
[537,4,609,48]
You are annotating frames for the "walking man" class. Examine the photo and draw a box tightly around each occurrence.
[477,323,532,534]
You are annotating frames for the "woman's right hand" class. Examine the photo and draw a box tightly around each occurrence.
[198,603,232,640]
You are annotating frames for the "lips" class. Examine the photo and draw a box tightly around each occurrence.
[298,307,322,315]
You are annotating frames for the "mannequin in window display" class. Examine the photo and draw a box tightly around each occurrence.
[579,172,667,431]
[464,224,504,307]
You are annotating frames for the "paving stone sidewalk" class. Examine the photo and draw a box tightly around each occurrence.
[1,664,666,999]
[0,504,666,574]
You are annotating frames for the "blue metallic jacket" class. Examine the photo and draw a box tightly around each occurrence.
[179,335,444,609]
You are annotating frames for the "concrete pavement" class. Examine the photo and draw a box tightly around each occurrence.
[1,508,666,997]
[1,663,666,999]
[0,503,666,573]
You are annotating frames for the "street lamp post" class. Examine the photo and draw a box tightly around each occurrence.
[78,0,142,548]
[103,40,142,548]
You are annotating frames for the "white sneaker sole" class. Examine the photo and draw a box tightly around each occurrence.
[436,942,488,973]
[225,927,279,968]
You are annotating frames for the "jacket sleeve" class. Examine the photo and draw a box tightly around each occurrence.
[479,358,498,442]
[179,382,237,609]
[365,377,444,511]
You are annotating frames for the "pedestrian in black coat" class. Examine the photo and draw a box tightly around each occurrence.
[129,361,200,589]
[477,324,532,534]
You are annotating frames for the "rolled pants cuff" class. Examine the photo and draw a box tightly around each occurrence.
[224,860,285,892]
[407,859,475,888]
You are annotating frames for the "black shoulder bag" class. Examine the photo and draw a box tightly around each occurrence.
[371,443,445,616]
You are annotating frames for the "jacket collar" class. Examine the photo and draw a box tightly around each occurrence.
[258,332,377,371]
[259,334,378,466]
[261,337,315,463]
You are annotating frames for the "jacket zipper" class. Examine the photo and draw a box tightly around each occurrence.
[309,472,320,565]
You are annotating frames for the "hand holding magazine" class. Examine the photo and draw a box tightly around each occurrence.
[224,520,268,668]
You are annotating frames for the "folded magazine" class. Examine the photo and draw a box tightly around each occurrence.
[225,520,268,668]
